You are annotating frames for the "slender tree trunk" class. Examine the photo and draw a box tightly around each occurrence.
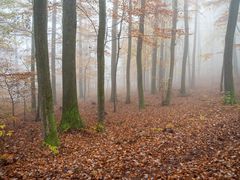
[31,4,36,113]
[159,21,165,91]
[33,0,59,146]
[51,0,57,105]
[151,11,158,95]
[220,62,224,92]
[197,17,201,78]
[136,0,145,109]
[187,52,191,87]
[233,36,239,78]
[223,0,240,104]
[60,0,84,131]
[180,0,189,95]
[97,0,106,122]
[11,97,15,116]
[163,0,178,106]
[78,16,84,99]
[110,0,119,102]
[191,0,198,89]
[84,66,87,101]
[113,7,124,112]
[126,0,132,104]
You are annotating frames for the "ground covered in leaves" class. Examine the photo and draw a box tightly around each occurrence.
[1,90,240,179]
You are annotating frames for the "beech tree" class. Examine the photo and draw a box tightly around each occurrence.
[163,0,178,106]
[191,0,198,89]
[180,0,189,95]
[78,15,84,100]
[159,20,165,91]
[31,1,36,113]
[97,0,106,123]
[51,0,57,105]
[136,0,145,109]
[223,0,240,104]
[126,0,132,104]
[151,8,158,95]
[60,0,84,131]
[110,0,119,102]
[33,0,59,146]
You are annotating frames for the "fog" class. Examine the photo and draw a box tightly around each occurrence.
[0,0,238,110]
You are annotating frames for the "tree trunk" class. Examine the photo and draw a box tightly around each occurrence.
[78,16,84,99]
[33,0,59,146]
[233,36,239,78]
[180,0,189,95]
[136,0,145,109]
[97,0,106,122]
[223,0,240,104]
[113,7,124,112]
[51,0,57,105]
[163,0,178,106]
[126,0,132,104]
[31,3,36,113]
[191,0,198,89]
[60,0,84,131]
[151,10,158,95]
[159,21,165,91]
[220,62,224,92]
[110,0,119,102]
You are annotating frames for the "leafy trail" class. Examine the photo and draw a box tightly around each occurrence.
[1,90,240,179]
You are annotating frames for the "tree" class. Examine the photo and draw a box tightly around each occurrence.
[78,15,84,100]
[113,1,125,112]
[159,20,165,92]
[151,8,158,95]
[163,0,178,106]
[60,0,84,132]
[233,36,239,79]
[110,0,119,102]
[126,0,132,104]
[97,0,106,123]
[31,1,36,113]
[0,62,27,117]
[191,0,198,89]
[51,0,57,105]
[136,0,146,109]
[223,0,240,104]
[33,0,59,146]
[180,0,189,95]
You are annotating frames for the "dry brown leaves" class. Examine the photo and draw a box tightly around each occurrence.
[1,90,240,179]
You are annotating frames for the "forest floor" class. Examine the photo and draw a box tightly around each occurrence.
[1,90,240,179]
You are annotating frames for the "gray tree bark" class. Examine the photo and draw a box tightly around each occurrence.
[180,0,189,95]
[31,1,36,113]
[51,0,57,105]
[60,0,84,131]
[97,0,106,122]
[126,0,132,104]
[151,10,158,95]
[191,0,198,89]
[159,21,165,91]
[110,0,119,102]
[78,15,84,99]
[33,0,59,146]
[163,0,178,106]
[136,0,145,109]
[223,0,240,104]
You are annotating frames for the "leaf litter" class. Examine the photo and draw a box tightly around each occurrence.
[1,91,240,179]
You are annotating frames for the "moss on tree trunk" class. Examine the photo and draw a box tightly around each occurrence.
[60,0,84,131]
[223,0,240,105]
[33,0,59,146]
